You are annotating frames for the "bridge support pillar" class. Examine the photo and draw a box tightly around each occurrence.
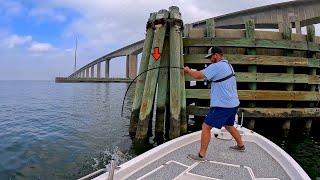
[82,71,85,78]
[126,54,137,79]
[97,62,101,78]
[126,55,130,78]
[91,66,95,78]
[105,59,110,78]
[86,68,89,78]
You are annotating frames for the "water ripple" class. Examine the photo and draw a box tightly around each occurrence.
[0,81,135,179]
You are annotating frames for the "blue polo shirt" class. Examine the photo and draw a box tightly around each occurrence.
[201,59,240,108]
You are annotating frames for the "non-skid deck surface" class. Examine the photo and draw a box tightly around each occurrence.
[126,138,290,180]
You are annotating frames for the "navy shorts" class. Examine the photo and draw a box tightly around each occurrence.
[204,107,238,129]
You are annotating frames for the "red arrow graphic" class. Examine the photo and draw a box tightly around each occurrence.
[152,47,161,60]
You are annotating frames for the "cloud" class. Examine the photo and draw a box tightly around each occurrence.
[54,0,293,50]
[53,0,217,56]
[0,43,74,80]
[0,1,23,16]
[28,42,56,53]
[65,48,74,52]
[29,7,66,22]
[3,34,32,48]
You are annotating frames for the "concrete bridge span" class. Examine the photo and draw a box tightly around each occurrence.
[69,40,144,79]
[64,0,320,81]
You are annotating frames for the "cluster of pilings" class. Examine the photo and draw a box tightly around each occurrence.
[129,6,187,142]
[183,19,320,134]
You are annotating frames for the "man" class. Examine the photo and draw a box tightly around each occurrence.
[184,46,245,161]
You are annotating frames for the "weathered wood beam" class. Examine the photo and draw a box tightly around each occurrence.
[184,54,320,68]
[186,106,320,118]
[169,6,182,139]
[183,38,320,52]
[183,24,192,38]
[155,38,169,138]
[130,13,156,136]
[180,29,187,135]
[206,18,215,38]
[186,89,320,101]
[307,25,316,43]
[185,73,320,85]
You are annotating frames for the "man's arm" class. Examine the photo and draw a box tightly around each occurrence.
[184,66,204,79]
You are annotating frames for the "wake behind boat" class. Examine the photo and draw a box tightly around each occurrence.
[86,124,310,180]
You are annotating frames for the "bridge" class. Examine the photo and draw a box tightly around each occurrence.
[56,0,320,82]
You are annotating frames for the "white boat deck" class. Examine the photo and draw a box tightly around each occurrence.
[92,127,310,180]
[125,136,289,180]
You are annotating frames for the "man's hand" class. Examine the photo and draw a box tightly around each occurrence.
[184,66,204,79]
[184,66,191,74]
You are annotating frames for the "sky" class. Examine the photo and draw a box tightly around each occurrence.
[0,0,318,80]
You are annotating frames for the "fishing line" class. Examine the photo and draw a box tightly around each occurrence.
[121,66,184,117]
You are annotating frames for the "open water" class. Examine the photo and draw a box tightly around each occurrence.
[0,81,318,179]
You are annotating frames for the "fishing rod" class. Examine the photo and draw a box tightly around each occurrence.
[121,66,184,116]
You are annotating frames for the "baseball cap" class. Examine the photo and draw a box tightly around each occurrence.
[205,46,223,59]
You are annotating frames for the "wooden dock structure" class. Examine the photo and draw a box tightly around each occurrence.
[54,1,320,141]
[129,5,320,142]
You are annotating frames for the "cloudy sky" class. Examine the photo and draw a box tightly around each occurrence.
[1,0,318,80]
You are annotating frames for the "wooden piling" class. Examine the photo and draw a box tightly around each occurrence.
[307,25,316,47]
[169,6,182,139]
[305,119,313,134]
[245,20,256,130]
[135,10,170,141]
[246,20,257,91]
[206,18,215,38]
[282,23,292,41]
[184,24,192,38]
[307,25,316,133]
[180,27,187,135]
[129,13,157,136]
[307,25,317,91]
[282,119,291,137]
[283,22,294,109]
[247,120,256,130]
[165,77,171,140]
[147,93,156,138]
[245,20,255,40]
[155,38,170,140]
